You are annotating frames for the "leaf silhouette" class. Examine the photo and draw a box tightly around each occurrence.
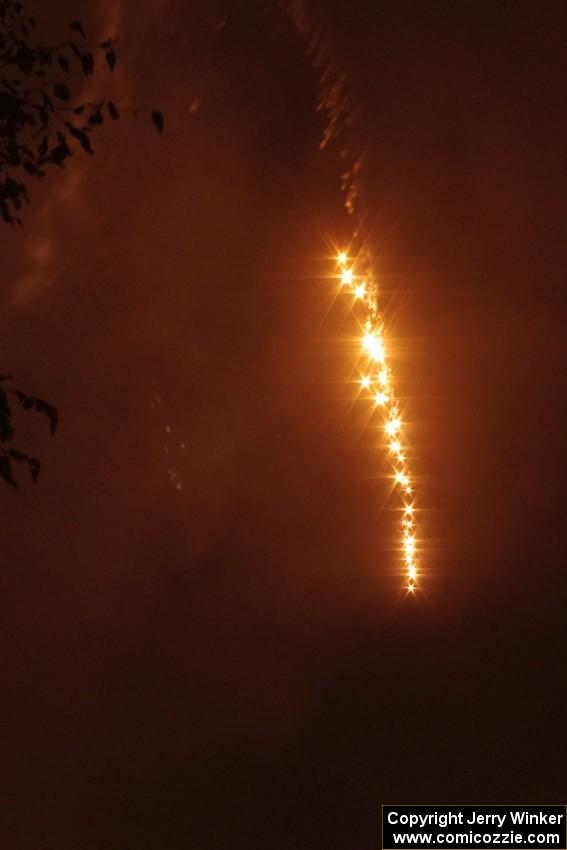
[67,124,94,154]
[14,391,58,434]
[53,82,70,100]
[0,455,17,489]
[50,141,71,166]
[107,100,119,120]
[105,48,116,71]
[0,2,163,226]
[9,449,40,482]
[88,107,103,126]
[80,50,94,76]
[151,110,164,133]
[69,19,85,37]
[0,389,14,442]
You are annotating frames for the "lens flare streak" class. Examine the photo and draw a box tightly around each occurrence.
[335,251,420,592]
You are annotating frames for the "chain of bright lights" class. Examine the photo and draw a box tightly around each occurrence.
[335,249,419,592]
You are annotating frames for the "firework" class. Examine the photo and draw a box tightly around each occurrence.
[335,250,419,593]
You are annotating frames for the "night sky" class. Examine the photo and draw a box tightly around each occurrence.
[2,1,566,847]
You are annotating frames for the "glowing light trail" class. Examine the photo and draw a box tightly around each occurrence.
[277,0,421,591]
[335,250,420,592]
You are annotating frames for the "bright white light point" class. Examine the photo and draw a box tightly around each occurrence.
[395,471,409,487]
[341,269,353,286]
[407,583,416,593]
[354,283,366,299]
[390,439,402,454]
[362,331,384,362]
[337,251,348,265]
[360,376,371,389]
[404,505,414,516]
[374,391,388,406]
[378,368,389,385]
[385,417,401,437]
